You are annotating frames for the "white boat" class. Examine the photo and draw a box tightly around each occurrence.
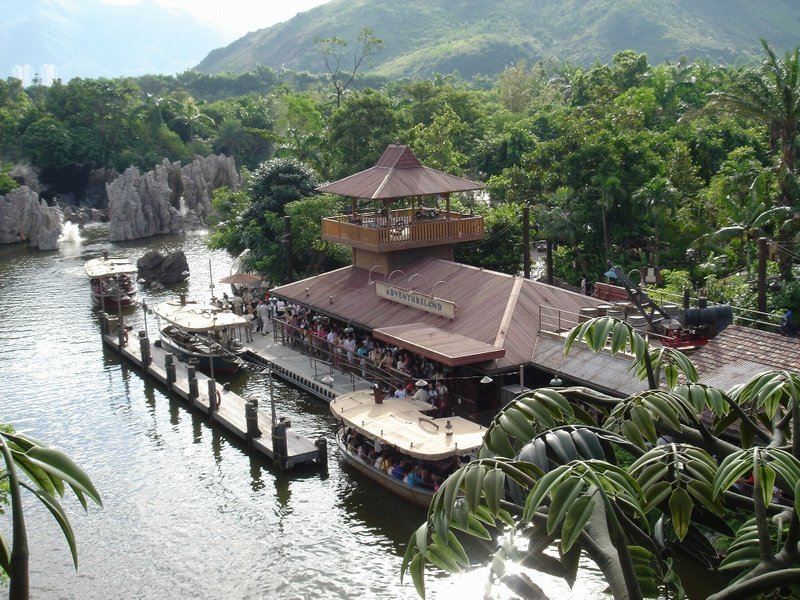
[152,296,248,374]
[330,389,487,507]
[84,253,137,309]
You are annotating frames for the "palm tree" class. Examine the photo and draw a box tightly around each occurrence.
[707,40,800,279]
[592,174,623,262]
[403,318,800,600]
[1,426,102,599]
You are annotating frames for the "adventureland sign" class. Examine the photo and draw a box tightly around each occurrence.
[375,282,456,319]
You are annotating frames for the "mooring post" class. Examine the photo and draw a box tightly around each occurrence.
[187,365,198,404]
[99,311,109,336]
[207,379,218,421]
[165,353,176,386]
[245,400,262,448]
[117,315,125,350]
[272,419,288,470]
[138,331,151,369]
[315,437,328,474]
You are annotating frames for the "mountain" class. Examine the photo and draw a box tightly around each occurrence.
[2,0,229,83]
[195,0,800,79]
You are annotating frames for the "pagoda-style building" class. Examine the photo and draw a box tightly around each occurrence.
[317,144,485,274]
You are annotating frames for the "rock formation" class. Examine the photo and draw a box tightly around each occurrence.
[137,250,190,285]
[108,155,240,242]
[0,186,62,250]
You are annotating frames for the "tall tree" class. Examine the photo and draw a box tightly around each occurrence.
[707,40,800,279]
[315,28,383,108]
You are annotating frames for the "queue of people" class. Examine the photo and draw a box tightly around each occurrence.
[273,303,453,416]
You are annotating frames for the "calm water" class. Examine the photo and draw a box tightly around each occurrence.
[0,226,609,599]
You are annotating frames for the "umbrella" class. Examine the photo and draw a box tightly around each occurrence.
[219,273,262,285]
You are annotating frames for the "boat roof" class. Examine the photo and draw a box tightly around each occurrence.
[330,390,486,460]
[84,256,137,278]
[153,300,247,331]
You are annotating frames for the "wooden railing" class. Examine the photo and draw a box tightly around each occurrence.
[320,209,484,251]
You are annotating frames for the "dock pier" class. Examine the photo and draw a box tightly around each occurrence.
[100,312,325,471]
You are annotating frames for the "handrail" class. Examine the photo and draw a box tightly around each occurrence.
[418,416,439,430]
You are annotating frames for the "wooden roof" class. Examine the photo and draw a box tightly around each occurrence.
[373,324,506,367]
[690,325,800,390]
[315,144,484,200]
[270,257,601,372]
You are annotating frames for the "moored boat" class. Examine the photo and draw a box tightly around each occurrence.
[152,296,248,375]
[84,253,137,309]
[330,389,487,508]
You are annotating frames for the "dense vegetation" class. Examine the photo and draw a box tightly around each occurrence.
[404,317,800,599]
[194,0,800,79]
[1,40,799,321]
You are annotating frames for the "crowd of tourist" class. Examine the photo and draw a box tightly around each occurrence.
[213,289,454,414]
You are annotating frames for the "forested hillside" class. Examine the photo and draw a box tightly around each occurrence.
[2,41,799,323]
[195,0,800,78]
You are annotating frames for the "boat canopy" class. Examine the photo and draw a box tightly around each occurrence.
[153,300,246,331]
[84,256,137,278]
[330,390,486,460]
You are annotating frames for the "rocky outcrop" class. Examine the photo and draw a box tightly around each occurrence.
[108,155,240,242]
[107,167,179,241]
[0,186,62,250]
[136,250,190,285]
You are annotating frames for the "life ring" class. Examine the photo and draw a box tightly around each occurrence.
[214,389,222,410]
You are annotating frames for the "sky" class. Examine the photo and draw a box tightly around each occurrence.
[101,0,331,41]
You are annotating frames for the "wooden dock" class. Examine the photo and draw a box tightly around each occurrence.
[100,314,325,471]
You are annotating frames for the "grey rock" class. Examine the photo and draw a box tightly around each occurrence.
[0,186,62,250]
[136,250,190,285]
[107,155,240,242]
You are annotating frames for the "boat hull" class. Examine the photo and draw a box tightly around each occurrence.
[91,289,136,309]
[158,331,242,375]
[335,430,434,508]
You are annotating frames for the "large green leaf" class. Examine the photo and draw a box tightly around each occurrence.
[546,475,586,534]
[669,487,693,540]
[24,446,102,506]
[560,494,594,552]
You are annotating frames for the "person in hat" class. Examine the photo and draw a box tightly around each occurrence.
[412,382,430,404]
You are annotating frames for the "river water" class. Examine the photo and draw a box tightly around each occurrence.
[0,226,612,599]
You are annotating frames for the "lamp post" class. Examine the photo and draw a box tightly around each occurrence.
[685,248,697,291]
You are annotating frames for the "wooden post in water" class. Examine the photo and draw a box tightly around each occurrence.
[207,379,218,421]
[138,331,151,369]
[187,364,198,403]
[315,437,328,474]
[99,311,109,335]
[117,315,125,350]
[165,353,176,386]
[272,419,289,470]
[245,400,261,448]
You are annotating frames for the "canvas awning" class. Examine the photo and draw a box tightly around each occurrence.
[373,323,505,367]
[330,390,486,460]
[153,300,246,331]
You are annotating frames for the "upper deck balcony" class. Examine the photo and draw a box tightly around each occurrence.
[320,207,485,252]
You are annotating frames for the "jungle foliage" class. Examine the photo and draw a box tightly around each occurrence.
[402,317,800,599]
[1,40,800,320]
